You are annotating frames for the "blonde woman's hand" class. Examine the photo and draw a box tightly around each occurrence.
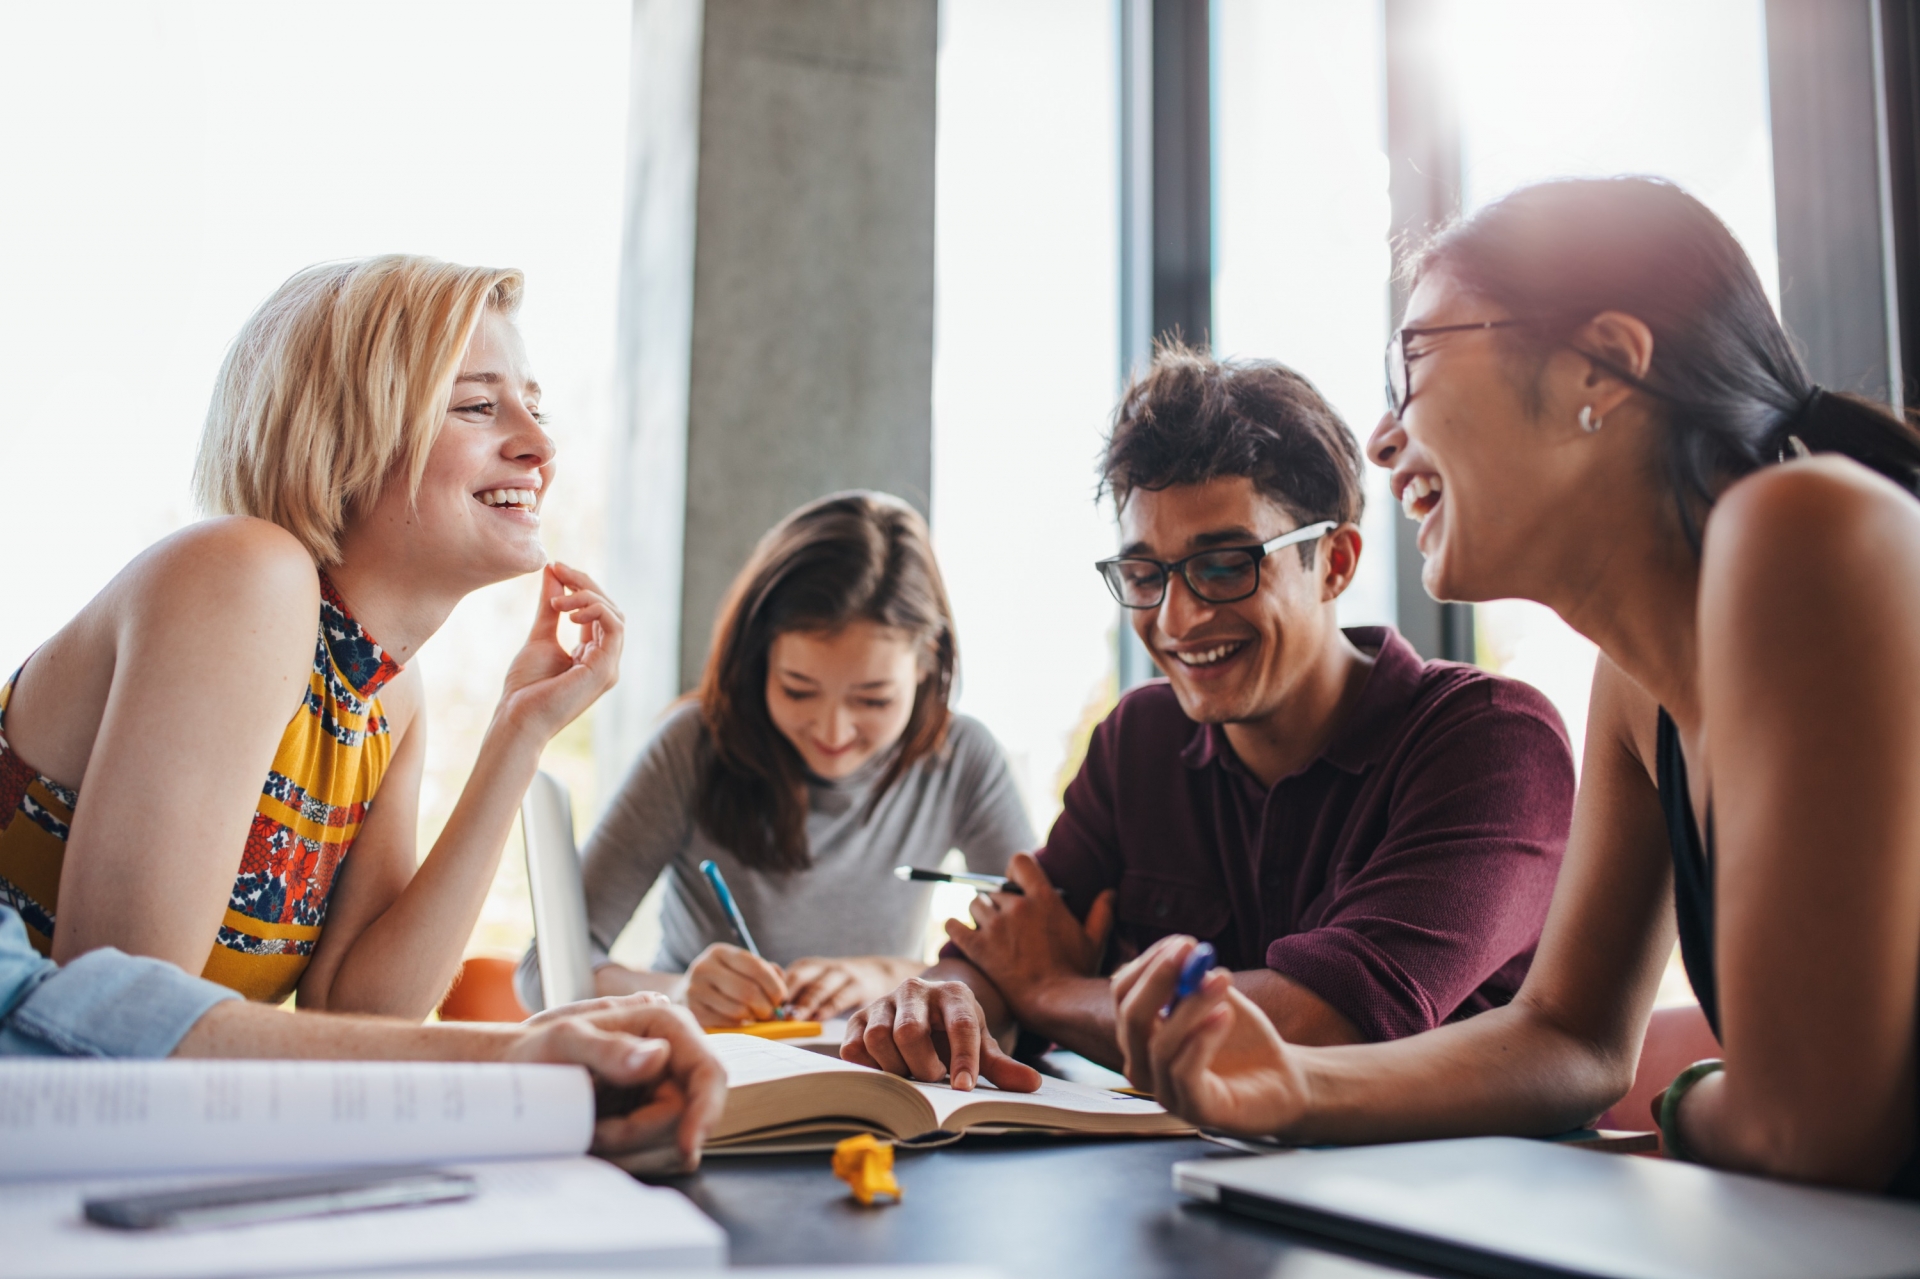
[496,562,625,742]
[1112,935,1311,1139]
[784,955,922,1021]
[685,943,790,1027]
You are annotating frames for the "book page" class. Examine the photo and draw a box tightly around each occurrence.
[705,1035,934,1140]
[920,1073,1179,1128]
[705,1031,876,1086]
[0,1060,593,1181]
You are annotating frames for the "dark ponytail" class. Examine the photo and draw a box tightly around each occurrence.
[1414,177,1920,548]
[1793,388,1920,493]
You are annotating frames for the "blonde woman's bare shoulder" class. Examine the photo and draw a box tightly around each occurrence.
[14,519,322,774]
[127,517,315,594]
[148,515,314,566]
[108,517,320,651]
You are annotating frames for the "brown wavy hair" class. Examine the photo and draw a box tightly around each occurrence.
[695,491,958,872]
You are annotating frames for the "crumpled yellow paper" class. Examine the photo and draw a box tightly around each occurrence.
[832,1134,903,1205]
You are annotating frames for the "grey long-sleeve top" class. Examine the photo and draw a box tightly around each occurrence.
[516,703,1035,1010]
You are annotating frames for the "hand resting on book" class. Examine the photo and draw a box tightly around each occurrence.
[176,991,727,1170]
[518,994,728,1168]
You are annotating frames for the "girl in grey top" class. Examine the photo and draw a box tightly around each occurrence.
[519,492,1033,1025]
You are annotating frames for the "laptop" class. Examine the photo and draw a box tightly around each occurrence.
[1174,1136,1920,1279]
[521,770,598,1010]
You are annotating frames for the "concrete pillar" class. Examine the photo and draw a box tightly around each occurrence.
[600,0,937,789]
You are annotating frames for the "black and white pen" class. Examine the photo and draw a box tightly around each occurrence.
[892,865,1025,896]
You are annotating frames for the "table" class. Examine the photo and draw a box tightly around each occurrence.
[666,1136,1443,1279]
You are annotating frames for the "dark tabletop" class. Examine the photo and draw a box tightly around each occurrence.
[662,1135,1449,1279]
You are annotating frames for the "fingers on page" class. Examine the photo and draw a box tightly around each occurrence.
[861,1014,912,1076]
[981,1042,1044,1094]
[941,998,982,1091]
[890,995,948,1082]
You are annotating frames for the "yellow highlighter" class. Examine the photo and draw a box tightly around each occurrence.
[706,1020,825,1040]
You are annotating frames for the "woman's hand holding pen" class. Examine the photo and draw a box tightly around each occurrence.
[1112,935,1312,1139]
[685,943,790,1027]
[683,946,929,1025]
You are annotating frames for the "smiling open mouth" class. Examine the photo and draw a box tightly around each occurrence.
[1400,473,1443,521]
[476,488,539,513]
[1171,640,1247,668]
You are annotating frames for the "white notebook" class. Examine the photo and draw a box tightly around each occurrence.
[1,1156,725,1279]
[0,1059,726,1277]
[0,1058,595,1180]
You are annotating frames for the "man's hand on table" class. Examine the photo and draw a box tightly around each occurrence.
[942,852,1115,1025]
[841,975,1041,1093]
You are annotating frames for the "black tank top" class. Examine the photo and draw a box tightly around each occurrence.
[1655,709,1920,1197]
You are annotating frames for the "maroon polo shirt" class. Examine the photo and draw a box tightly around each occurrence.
[1031,626,1573,1042]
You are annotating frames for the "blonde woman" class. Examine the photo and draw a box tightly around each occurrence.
[0,255,622,1017]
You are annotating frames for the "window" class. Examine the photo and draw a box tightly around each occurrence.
[1214,0,1396,629]
[1447,0,1778,774]
[932,0,1122,842]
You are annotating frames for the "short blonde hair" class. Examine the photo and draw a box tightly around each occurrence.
[194,255,525,565]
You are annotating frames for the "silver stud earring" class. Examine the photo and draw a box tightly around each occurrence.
[1578,405,1603,433]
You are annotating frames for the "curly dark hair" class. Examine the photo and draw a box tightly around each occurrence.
[1100,343,1365,560]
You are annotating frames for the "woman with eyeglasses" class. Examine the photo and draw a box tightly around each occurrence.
[516,492,1035,1028]
[1114,176,1920,1195]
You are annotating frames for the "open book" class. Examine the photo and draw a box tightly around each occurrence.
[707,1033,1194,1153]
[0,1060,724,1279]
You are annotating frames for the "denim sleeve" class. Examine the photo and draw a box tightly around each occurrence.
[0,906,238,1058]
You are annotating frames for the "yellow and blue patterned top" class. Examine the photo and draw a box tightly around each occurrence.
[0,573,400,1003]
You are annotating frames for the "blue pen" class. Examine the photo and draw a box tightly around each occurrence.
[1163,941,1217,1016]
[698,859,763,958]
[698,859,792,1019]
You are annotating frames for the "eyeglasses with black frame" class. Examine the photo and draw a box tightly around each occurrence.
[1095,520,1339,610]
[1384,319,1528,417]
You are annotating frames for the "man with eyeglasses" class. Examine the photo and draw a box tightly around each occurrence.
[842,346,1575,1094]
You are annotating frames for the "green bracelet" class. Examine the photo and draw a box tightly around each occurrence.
[1653,1058,1724,1162]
